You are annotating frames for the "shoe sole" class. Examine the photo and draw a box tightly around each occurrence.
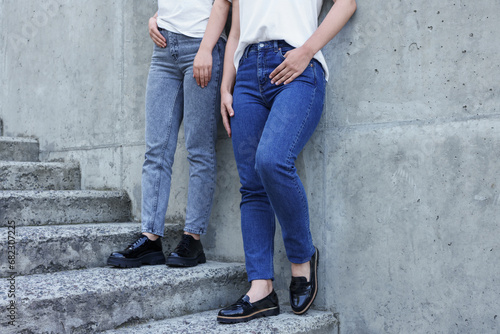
[107,252,166,268]
[165,252,206,267]
[292,247,319,315]
[217,306,280,324]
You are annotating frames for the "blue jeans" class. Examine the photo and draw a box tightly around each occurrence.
[231,40,326,281]
[141,30,225,237]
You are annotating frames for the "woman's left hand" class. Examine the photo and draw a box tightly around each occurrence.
[220,90,234,137]
[269,46,314,85]
[193,48,213,88]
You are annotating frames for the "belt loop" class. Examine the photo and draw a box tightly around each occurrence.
[243,45,250,58]
[273,40,279,52]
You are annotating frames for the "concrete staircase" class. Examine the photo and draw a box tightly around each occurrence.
[0,124,337,333]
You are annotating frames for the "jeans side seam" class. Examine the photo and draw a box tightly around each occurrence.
[203,40,223,224]
[286,83,318,229]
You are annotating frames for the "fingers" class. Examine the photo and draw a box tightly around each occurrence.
[269,57,293,85]
[193,66,212,88]
[269,48,311,85]
[194,68,201,86]
[283,72,300,85]
[269,62,285,82]
[205,67,212,87]
[221,108,232,137]
[222,115,231,137]
[150,28,166,48]
[271,67,293,85]
[193,51,213,88]
[154,35,166,48]
[274,68,298,85]
[221,99,234,137]
[149,18,166,48]
[200,67,212,88]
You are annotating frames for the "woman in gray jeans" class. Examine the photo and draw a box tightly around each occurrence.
[108,0,231,268]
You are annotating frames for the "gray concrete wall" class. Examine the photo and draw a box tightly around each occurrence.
[1,0,499,333]
[318,1,500,332]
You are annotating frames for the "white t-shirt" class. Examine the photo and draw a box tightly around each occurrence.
[157,0,231,39]
[235,0,329,80]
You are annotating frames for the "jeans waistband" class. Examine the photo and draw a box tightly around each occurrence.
[243,40,293,58]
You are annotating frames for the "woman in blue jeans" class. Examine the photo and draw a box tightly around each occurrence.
[108,0,231,268]
[217,0,356,323]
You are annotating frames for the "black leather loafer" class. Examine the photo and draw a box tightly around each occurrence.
[290,247,319,315]
[217,290,280,324]
[166,234,206,267]
[107,235,166,268]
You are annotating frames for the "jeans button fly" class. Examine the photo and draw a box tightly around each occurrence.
[259,43,264,48]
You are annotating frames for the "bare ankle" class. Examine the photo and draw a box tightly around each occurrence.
[246,279,273,303]
[291,261,311,281]
[184,232,200,240]
[142,232,159,241]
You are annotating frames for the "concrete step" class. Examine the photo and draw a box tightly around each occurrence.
[104,308,338,334]
[0,190,131,227]
[0,222,185,277]
[0,161,81,190]
[0,136,39,162]
[0,262,247,333]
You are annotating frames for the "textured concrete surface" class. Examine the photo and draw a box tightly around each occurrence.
[0,222,184,277]
[204,138,245,263]
[0,190,131,227]
[0,137,39,162]
[0,262,247,333]
[324,2,499,129]
[315,1,500,332]
[323,119,500,333]
[1,0,500,333]
[104,309,337,334]
[0,161,81,190]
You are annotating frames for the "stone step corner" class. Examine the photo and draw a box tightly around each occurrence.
[0,190,131,227]
[0,161,82,191]
[0,136,39,162]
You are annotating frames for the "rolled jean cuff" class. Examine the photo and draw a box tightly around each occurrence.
[141,227,164,237]
[288,246,316,264]
[246,275,275,283]
[184,227,206,235]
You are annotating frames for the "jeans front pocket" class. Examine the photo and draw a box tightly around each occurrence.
[277,46,294,60]
[288,59,319,87]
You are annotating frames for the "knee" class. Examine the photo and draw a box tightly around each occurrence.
[186,150,216,173]
[143,145,173,169]
[143,147,158,164]
[255,147,282,180]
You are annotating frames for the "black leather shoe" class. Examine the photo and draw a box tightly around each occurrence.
[107,235,166,268]
[290,247,319,315]
[217,290,280,324]
[165,234,206,267]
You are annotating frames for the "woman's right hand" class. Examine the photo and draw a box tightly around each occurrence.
[221,91,234,137]
[149,16,166,48]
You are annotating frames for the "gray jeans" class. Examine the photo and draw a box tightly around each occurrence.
[141,29,225,236]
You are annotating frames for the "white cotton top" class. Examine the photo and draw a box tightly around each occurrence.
[235,0,329,80]
[157,0,231,39]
